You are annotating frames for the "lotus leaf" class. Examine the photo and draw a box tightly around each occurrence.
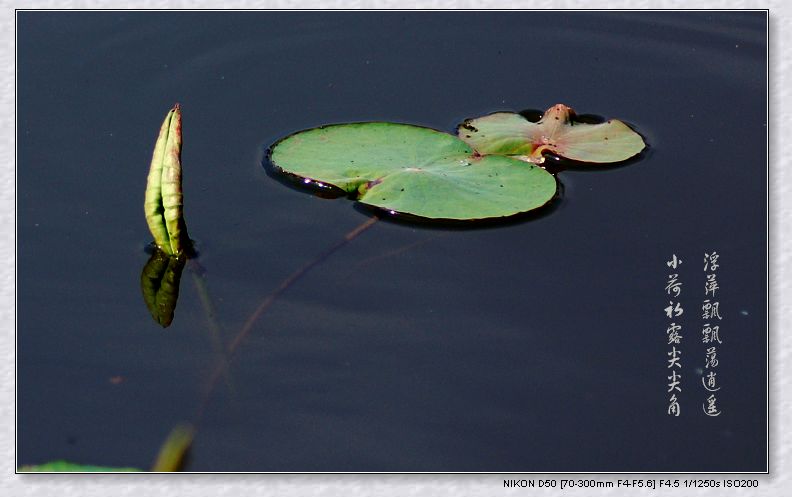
[457,104,645,164]
[270,122,557,220]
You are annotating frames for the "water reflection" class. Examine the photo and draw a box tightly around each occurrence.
[140,248,186,327]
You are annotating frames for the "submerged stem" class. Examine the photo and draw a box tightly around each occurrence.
[188,259,235,393]
[355,232,446,267]
[192,215,379,424]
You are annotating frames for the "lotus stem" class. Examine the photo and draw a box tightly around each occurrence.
[529,144,552,164]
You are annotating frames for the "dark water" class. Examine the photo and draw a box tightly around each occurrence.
[17,11,767,472]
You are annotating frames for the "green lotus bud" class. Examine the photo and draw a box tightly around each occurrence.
[144,104,191,255]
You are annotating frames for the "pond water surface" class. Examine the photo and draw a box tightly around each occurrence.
[17,11,766,472]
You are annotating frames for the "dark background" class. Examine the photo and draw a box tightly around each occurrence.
[17,11,767,471]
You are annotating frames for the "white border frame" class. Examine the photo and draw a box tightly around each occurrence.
[4,2,787,496]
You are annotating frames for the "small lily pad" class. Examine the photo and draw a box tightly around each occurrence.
[458,104,645,164]
[269,122,557,220]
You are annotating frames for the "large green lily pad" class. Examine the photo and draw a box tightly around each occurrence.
[269,122,557,220]
[458,104,645,164]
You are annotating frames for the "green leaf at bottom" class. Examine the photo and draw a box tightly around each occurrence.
[18,461,142,472]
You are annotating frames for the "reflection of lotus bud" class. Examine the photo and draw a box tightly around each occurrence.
[141,249,186,327]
